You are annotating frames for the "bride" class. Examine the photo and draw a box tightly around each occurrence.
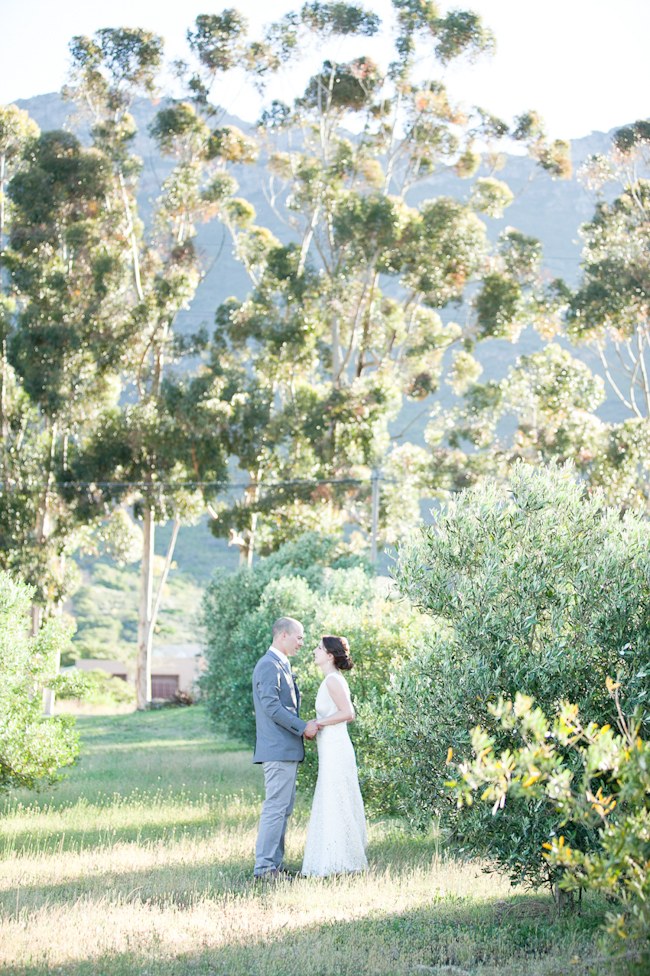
[301,635,368,877]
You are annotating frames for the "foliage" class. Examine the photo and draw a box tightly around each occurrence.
[201,531,429,792]
[61,29,241,705]
[1,123,131,613]
[374,463,650,889]
[190,0,569,562]
[0,570,78,791]
[55,667,136,706]
[450,683,650,964]
[428,122,650,514]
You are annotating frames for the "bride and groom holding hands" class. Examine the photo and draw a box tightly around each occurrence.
[252,616,368,879]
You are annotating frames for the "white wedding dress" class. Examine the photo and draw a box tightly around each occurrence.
[301,672,368,876]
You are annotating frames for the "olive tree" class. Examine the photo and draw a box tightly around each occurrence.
[370,463,650,888]
[201,531,429,790]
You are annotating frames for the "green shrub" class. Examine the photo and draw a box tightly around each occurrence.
[55,669,136,706]
[451,683,649,967]
[201,532,429,798]
[378,463,650,887]
[0,571,79,792]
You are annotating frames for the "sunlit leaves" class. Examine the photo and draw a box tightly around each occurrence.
[299,57,383,113]
[612,119,650,155]
[455,144,480,178]
[469,177,514,218]
[452,689,650,948]
[207,125,259,164]
[201,172,238,205]
[448,348,482,395]
[0,571,78,792]
[149,102,210,158]
[403,198,487,307]
[392,1,494,67]
[10,131,112,251]
[300,2,380,36]
[187,11,248,75]
[432,10,495,65]
[332,191,410,270]
[498,229,542,281]
[474,273,525,339]
[175,1,569,557]
[0,104,39,166]
[505,344,605,419]
[8,130,126,418]
[512,112,572,179]
[68,28,162,111]
[258,99,293,130]
[568,180,650,341]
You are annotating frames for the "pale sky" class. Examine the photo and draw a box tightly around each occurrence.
[2,0,648,140]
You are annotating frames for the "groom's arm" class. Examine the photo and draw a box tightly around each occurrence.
[255,660,308,737]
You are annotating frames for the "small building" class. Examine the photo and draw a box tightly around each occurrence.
[75,643,204,700]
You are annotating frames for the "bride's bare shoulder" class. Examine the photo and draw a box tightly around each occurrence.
[325,672,349,692]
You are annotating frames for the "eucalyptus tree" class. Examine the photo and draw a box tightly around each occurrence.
[565,121,650,507]
[3,128,131,630]
[428,121,650,510]
[0,106,39,472]
[64,28,241,707]
[193,1,570,559]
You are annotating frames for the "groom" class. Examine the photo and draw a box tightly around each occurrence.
[252,615,318,879]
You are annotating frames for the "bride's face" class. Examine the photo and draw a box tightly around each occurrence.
[313,641,330,667]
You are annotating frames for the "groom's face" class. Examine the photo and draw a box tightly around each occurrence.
[283,625,305,657]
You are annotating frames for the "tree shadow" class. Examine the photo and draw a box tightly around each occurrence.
[1,824,444,914]
[0,805,260,857]
[2,891,610,976]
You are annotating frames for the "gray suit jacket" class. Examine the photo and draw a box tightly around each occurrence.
[252,650,307,764]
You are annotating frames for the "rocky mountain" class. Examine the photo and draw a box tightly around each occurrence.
[16,91,620,346]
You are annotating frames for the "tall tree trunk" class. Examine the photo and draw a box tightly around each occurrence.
[1,153,9,447]
[33,420,56,639]
[0,338,8,449]
[243,474,261,567]
[42,557,67,717]
[150,518,180,632]
[136,502,155,710]
[136,513,183,708]
[34,422,59,714]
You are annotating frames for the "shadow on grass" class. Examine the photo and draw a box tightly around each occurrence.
[0,802,261,858]
[4,853,258,913]
[2,892,611,976]
[0,824,441,912]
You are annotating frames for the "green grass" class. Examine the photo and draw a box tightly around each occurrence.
[0,708,616,976]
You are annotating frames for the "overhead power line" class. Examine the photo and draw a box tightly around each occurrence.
[0,474,394,492]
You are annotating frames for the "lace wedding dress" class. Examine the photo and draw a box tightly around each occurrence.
[301,672,368,876]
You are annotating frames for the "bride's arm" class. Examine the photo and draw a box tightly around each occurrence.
[316,675,355,728]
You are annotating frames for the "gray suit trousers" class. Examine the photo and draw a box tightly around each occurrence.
[254,760,299,876]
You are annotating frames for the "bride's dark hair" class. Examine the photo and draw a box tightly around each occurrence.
[322,635,353,670]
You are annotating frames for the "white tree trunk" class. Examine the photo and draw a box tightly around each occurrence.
[136,504,155,710]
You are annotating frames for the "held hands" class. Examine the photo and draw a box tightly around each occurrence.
[303,719,319,740]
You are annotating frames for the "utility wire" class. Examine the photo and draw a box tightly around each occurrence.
[0,474,395,492]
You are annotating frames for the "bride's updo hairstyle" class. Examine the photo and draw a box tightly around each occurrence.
[322,635,353,671]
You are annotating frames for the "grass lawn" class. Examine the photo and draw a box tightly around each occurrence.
[0,707,615,976]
